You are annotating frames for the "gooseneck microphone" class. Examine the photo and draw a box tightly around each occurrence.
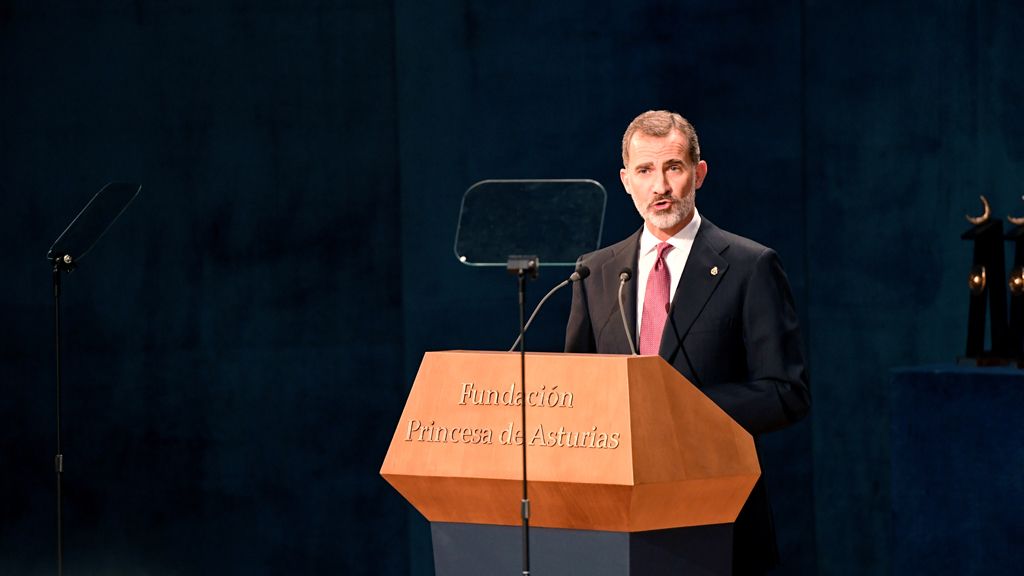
[618,268,638,355]
[508,265,591,352]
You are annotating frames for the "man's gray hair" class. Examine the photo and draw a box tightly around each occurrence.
[621,110,701,167]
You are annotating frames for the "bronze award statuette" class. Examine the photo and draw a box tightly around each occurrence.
[960,195,1010,364]
[1006,196,1024,365]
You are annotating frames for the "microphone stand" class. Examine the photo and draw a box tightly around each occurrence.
[618,269,638,356]
[508,266,588,353]
[507,255,538,576]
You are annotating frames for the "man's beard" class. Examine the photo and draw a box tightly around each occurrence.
[636,191,695,231]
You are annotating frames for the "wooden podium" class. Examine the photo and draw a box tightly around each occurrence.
[381,351,760,575]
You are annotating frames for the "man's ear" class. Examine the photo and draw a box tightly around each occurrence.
[620,167,631,195]
[694,160,708,189]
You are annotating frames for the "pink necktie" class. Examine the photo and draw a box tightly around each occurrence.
[639,242,673,355]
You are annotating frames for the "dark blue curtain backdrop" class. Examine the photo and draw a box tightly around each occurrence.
[1,1,1021,575]
[1,2,407,574]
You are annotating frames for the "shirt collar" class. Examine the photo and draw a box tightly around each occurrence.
[639,207,702,256]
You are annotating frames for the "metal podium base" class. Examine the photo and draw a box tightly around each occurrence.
[431,521,733,576]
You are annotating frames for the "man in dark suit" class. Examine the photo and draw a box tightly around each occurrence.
[565,110,811,574]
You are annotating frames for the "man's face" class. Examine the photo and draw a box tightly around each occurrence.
[620,130,708,239]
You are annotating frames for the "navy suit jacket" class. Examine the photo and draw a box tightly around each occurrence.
[565,217,811,573]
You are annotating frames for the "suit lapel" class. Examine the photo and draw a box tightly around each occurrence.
[660,219,729,358]
[599,229,641,353]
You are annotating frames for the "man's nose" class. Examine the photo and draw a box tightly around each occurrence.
[652,170,671,194]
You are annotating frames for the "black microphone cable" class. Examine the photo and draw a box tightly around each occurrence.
[507,264,591,352]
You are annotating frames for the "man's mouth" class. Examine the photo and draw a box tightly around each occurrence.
[649,198,674,211]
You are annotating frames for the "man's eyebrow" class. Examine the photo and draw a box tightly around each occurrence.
[664,158,686,166]
[633,161,654,169]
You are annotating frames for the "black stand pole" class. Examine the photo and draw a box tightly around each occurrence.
[52,255,74,576]
[507,255,538,576]
[518,270,530,576]
[1006,224,1024,362]
[962,219,1009,361]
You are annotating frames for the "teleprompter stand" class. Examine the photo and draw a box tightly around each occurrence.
[450,179,606,574]
[46,182,141,576]
[507,255,538,575]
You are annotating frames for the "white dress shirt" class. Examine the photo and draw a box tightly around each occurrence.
[635,208,702,338]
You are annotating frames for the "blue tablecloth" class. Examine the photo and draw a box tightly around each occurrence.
[890,365,1024,575]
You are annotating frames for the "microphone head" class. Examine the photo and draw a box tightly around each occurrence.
[570,264,591,282]
[619,267,632,282]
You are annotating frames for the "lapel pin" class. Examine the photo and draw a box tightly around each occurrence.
[710,266,719,276]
